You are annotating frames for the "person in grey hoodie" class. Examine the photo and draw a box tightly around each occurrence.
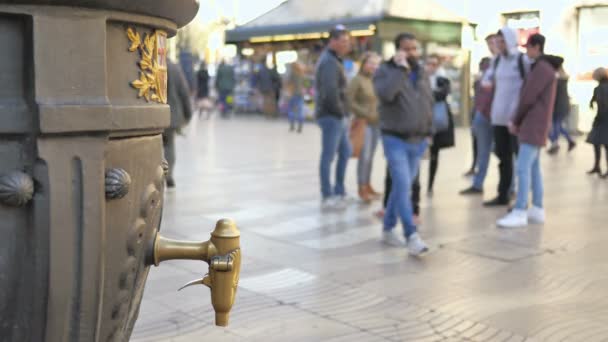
[374,33,433,256]
[482,27,531,206]
[315,25,352,209]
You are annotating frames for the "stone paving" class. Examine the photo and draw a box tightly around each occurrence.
[132,116,608,342]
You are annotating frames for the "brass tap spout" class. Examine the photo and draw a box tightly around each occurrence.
[152,237,216,266]
[148,219,241,327]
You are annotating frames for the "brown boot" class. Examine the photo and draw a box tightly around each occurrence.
[359,186,373,203]
[367,184,382,198]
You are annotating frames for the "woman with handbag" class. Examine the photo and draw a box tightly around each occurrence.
[347,52,381,202]
[425,54,455,195]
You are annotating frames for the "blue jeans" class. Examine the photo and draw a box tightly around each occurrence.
[288,95,304,124]
[471,112,494,190]
[358,124,380,185]
[318,116,352,199]
[514,143,543,210]
[549,116,573,144]
[382,135,428,238]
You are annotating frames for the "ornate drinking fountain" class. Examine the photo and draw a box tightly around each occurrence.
[0,2,241,341]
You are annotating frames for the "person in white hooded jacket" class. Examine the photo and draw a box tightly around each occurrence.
[481,27,531,206]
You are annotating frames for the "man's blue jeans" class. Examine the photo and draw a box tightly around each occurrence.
[288,95,305,125]
[318,116,352,199]
[472,112,494,190]
[382,135,427,238]
[514,143,543,210]
[549,116,573,144]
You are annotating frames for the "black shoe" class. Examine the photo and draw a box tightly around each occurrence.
[483,197,509,207]
[463,169,476,177]
[547,145,560,155]
[460,186,483,195]
[297,124,303,133]
[602,172,608,179]
[568,141,577,152]
[166,178,176,188]
[588,167,601,175]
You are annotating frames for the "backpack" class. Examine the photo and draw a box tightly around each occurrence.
[493,53,526,80]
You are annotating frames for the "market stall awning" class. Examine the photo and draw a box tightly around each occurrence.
[226,0,469,44]
[226,16,381,44]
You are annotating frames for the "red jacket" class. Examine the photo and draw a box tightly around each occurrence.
[513,55,563,147]
[475,79,493,119]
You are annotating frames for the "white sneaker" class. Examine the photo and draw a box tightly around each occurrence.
[497,209,528,228]
[406,233,429,256]
[338,194,358,205]
[333,196,350,209]
[382,230,405,247]
[329,195,355,210]
[321,197,340,210]
[528,206,545,224]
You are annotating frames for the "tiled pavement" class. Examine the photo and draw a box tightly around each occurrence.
[132,116,608,342]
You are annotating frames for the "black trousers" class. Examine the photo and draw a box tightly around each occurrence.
[471,135,478,171]
[493,126,518,201]
[592,144,608,169]
[412,172,420,215]
[384,166,421,215]
[428,145,440,192]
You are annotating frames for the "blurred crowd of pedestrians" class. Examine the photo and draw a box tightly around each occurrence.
[163,24,608,257]
[310,25,608,256]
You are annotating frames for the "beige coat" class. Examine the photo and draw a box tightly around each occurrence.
[347,73,379,125]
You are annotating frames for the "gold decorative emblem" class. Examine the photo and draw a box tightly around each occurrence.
[126,28,168,103]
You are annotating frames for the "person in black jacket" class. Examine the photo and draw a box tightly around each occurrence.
[195,60,211,118]
[256,63,280,117]
[425,54,455,195]
[215,60,236,118]
[587,67,608,178]
[315,25,353,209]
[547,66,576,155]
[164,61,193,188]
[374,33,433,256]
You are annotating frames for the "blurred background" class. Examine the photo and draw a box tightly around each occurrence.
[171,0,608,132]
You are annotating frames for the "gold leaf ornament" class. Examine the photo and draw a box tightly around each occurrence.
[131,72,152,99]
[144,34,156,53]
[139,58,151,70]
[145,72,156,83]
[126,27,167,104]
[127,28,141,52]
